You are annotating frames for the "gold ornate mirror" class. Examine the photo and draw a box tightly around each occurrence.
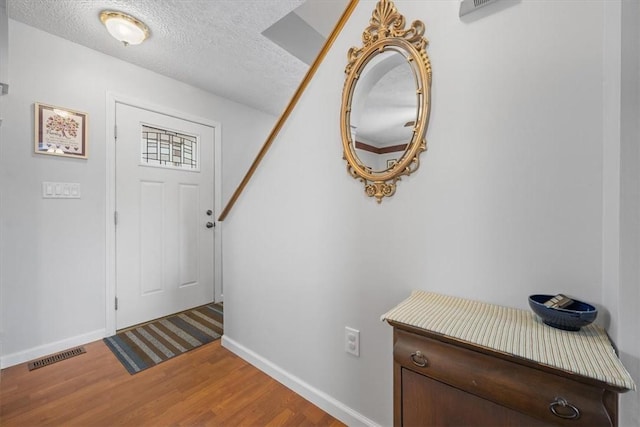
[340,0,432,202]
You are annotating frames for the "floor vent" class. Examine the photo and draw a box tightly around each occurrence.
[28,346,86,371]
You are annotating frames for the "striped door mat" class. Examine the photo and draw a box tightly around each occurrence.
[104,303,223,374]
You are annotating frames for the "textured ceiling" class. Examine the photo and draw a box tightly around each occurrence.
[7,0,345,115]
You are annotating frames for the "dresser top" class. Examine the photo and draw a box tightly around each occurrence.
[382,291,635,391]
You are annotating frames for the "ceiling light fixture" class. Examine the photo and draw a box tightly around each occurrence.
[99,11,150,46]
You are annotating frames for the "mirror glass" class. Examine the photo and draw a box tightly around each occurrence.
[349,48,418,173]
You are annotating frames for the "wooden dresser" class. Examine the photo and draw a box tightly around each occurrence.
[382,292,635,427]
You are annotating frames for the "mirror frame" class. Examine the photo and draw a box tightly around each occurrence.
[340,0,432,203]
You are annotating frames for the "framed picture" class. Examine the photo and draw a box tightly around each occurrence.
[387,159,397,168]
[34,103,88,159]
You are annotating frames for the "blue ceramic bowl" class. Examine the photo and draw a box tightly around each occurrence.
[528,294,598,331]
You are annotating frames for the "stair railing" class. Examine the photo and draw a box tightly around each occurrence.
[218,0,360,221]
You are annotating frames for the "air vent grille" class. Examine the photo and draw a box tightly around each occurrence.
[27,346,86,371]
[460,0,499,17]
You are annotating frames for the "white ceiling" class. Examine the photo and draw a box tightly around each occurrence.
[7,0,348,115]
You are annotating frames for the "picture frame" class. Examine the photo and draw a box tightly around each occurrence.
[34,103,88,159]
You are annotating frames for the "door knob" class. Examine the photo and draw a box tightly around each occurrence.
[206,222,215,228]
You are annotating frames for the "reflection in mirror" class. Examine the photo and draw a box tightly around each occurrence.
[350,48,418,173]
[340,0,432,203]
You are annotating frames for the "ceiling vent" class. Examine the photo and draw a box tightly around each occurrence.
[459,0,499,17]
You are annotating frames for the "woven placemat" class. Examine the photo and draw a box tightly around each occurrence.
[382,291,635,391]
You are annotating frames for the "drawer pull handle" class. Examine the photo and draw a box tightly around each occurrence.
[410,351,428,367]
[549,397,580,420]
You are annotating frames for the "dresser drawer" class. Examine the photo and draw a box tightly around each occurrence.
[394,329,615,426]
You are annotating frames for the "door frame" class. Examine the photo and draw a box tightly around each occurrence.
[105,93,222,336]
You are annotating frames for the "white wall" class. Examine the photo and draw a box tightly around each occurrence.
[618,0,640,425]
[0,20,275,365]
[222,1,638,425]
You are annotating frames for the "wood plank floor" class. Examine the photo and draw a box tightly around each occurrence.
[0,340,345,427]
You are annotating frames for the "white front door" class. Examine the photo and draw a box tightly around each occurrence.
[115,102,216,330]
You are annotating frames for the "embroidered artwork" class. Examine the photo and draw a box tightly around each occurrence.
[35,103,88,158]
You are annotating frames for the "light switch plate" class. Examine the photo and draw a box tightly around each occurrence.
[42,182,81,199]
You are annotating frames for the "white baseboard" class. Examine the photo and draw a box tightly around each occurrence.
[221,335,381,427]
[0,329,106,369]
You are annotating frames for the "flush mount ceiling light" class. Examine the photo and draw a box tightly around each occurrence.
[99,11,149,46]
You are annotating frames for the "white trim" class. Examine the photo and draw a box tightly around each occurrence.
[0,329,105,369]
[221,336,381,427]
[105,92,223,336]
[105,93,117,336]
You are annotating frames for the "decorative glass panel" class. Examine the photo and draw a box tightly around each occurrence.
[141,125,199,171]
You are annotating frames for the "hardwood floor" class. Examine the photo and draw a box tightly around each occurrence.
[0,340,345,427]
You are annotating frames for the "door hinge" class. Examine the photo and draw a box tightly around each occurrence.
[114,124,118,140]
[114,211,118,225]
[115,297,118,310]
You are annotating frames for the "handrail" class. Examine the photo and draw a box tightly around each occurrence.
[218,0,360,221]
